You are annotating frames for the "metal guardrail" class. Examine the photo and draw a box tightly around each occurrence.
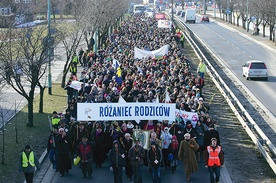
[170,13,276,174]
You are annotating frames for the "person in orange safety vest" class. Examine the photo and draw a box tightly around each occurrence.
[203,138,224,183]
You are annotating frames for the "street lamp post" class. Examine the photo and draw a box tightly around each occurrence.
[274,0,276,45]
[246,0,249,32]
[47,0,52,95]
[93,0,98,53]
[214,1,216,19]
[171,0,174,23]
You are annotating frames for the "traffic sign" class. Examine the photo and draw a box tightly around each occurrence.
[226,9,231,15]
[251,16,256,22]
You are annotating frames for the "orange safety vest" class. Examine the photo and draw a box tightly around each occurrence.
[207,146,221,166]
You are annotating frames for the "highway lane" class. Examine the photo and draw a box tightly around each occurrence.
[182,15,276,118]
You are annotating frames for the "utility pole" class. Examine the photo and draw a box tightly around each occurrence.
[47,0,52,95]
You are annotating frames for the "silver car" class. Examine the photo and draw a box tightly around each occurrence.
[242,60,268,80]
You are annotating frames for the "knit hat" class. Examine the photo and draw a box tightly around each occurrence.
[184,133,190,138]
[82,134,88,139]
[151,141,156,146]
[127,123,134,129]
[211,138,217,142]
[209,124,215,128]
[25,145,31,150]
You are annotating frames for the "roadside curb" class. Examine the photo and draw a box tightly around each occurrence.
[221,165,232,183]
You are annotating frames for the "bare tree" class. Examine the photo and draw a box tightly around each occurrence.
[0,26,54,127]
[71,0,128,50]
[260,0,276,40]
[57,23,84,87]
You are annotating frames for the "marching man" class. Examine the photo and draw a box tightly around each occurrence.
[203,138,224,183]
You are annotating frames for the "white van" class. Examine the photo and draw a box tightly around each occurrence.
[185,9,196,23]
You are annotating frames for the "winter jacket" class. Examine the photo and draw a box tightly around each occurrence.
[77,141,94,162]
[160,131,172,149]
[147,147,163,168]
[128,145,145,166]
[108,147,126,168]
[56,134,71,155]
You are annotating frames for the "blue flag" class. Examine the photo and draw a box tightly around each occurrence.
[113,59,122,85]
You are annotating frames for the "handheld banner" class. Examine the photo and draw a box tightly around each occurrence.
[77,103,176,122]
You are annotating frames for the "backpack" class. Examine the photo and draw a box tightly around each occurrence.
[168,153,174,161]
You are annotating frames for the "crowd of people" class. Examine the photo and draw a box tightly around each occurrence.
[42,13,225,183]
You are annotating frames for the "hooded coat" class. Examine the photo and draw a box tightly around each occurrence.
[108,141,126,168]
[178,138,199,175]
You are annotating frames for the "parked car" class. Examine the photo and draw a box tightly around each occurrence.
[201,15,209,22]
[159,6,165,11]
[176,10,182,16]
[180,11,186,17]
[242,60,268,80]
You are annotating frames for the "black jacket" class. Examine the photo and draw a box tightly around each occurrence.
[108,147,126,167]
[47,133,57,152]
[56,134,71,155]
[128,145,145,166]
[147,147,163,168]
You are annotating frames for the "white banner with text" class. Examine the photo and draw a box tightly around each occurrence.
[77,103,176,121]
[134,44,169,59]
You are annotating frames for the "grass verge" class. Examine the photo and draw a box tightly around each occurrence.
[0,83,67,183]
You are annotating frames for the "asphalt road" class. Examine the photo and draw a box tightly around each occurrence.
[182,15,276,118]
[42,158,213,183]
